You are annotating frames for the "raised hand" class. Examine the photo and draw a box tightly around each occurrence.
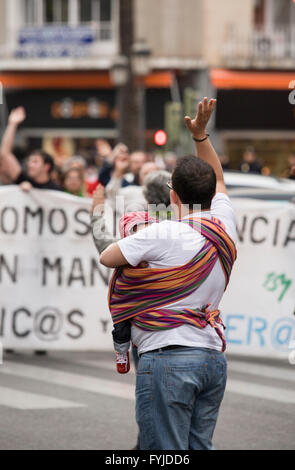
[96,139,112,159]
[112,143,129,161]
[184,97,216,140]
[8,107,26,126]
[113,148,130,177]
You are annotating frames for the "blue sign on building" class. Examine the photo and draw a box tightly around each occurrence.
[16,25,96,58]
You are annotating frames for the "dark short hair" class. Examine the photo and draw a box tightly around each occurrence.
[171,155,216,210]
[29,150,55,174]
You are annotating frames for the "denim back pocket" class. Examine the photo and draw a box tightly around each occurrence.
[165,361,205,410]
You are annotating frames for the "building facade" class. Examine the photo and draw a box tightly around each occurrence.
[0,0,294,174]
[0,0,205,157]
[212,0,295,175]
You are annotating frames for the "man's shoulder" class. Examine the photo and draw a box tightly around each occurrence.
[211,192,237,243]
[211,192,235,219]
[212,191,232,204]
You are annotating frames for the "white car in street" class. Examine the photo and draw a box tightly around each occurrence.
[225,171,295,202]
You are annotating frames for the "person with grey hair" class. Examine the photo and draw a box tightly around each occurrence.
[90,169,172,256]
[143,170,171,207]
[62,156,87,173]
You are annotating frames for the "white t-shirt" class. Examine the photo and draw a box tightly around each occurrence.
[117,193,238,354]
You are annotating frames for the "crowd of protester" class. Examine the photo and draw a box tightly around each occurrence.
[0,107,177,200]
[0,106,295,201]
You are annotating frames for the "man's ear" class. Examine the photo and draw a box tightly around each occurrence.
[170,189,179,206]
[170,190,182,219]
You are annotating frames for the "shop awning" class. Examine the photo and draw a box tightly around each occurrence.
[0,71,173,89]
[211,69,295,90]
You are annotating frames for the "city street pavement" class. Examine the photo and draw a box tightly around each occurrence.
[0,350,294,450]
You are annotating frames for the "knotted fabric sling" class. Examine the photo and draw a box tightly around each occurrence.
[108,217,237,352]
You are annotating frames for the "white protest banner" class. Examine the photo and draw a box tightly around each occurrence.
[0,186,113,350]
[0,186,295,360]
[220,198,295,360]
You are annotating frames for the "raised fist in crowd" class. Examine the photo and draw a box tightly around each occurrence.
[8,107,26,126]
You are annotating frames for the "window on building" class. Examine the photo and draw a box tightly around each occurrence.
[61,0,69,22]
[80,0,94,22]
[44,0,54,23]
[79,0,112,23]
[100,0,112,22]
[43,0,69,24]
[23,0,113,32]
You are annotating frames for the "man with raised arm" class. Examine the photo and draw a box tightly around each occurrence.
[0,107,62,192]
[100,98,238,451]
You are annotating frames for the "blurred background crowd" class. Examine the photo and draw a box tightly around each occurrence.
[1,119,294,204]
[0,0,295,200]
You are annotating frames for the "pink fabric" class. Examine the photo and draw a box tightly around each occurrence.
[119,212,157,238]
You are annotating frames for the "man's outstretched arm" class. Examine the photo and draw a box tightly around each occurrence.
[185,97,226,194]
[0,107,26,182]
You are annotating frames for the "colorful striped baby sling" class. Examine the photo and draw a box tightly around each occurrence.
[108,217,237,352]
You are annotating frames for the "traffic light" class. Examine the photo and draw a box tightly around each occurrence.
[154,130,167,147]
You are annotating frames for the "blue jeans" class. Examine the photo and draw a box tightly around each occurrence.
[136,347,227,450]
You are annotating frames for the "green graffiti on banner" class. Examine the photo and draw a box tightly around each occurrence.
[263,272,292,302]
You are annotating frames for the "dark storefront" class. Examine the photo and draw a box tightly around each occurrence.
[1,71,172,160]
